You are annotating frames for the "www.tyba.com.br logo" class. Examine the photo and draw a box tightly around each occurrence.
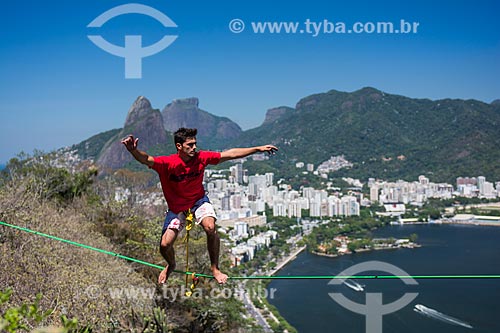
[87,3,177,79]
[329,261,419,333]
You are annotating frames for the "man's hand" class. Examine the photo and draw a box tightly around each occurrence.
[121,135,139,152]
[120,135,154,167]
[259,145,278,155]
[219,144,278,163]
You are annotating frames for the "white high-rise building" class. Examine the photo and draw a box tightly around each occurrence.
[230,163,244,184]
[287,190,300,201]
[298,197,309,210]
[222,195,230,210]
[370,185,379,202]
[214,179,227,191]
[248,174,267,198]
[288,201,302,218]
[265,172,274,186]
[341,196,360,216]
[327,196,341,216]
[418,175,429,185]
[273,201,286,216]
[302,187,315,199]
[231,194,242,209]
[234,222,248,237]
[310,200,322,217]
[477,176,486,194]
[248,183,259,197]
[263,186,278,203]
[482,181,495,198]
[248,200,265,215]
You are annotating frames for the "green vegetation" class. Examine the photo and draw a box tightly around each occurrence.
[3,152,97,203]
[0,289,54,333]
[303,207,385,254]
[0,288,178,333]
[0,155,260,332]
[304,215,420,255]
[409,233,418,243]
[230,88,500,184]
[71,128,121,161]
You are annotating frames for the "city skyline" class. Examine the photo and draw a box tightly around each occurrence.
[1,0,499,164]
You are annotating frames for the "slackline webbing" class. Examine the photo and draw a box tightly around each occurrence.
[2,221,500,280]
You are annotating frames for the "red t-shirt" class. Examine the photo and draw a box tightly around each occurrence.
[152,151,221,213]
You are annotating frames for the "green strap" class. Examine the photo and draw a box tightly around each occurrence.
[2,221,500,280]
[1,221,168,271]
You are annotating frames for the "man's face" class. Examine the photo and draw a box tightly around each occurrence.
[177,137,197,160]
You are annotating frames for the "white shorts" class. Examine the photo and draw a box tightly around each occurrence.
[162,202,217,234]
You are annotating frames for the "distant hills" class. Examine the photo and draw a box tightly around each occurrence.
[71,88,500,183]
[232,87,500,182]
[161,97,242,148]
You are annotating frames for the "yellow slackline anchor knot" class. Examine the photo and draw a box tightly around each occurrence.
[183,209,200,297]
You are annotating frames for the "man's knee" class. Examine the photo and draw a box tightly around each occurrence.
[160,229,177,248]
[201,217,217,235]
[160,240,172,250]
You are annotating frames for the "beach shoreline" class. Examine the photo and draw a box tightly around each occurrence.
[269,245,307,276]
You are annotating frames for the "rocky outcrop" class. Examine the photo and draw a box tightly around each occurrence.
[97,96,168,170]
[161,98,242,142]
[261,106,295,126]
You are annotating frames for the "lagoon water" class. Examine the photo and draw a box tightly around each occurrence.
[268,224,500,332]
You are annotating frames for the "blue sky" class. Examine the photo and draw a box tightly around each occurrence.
[1,0,499,164]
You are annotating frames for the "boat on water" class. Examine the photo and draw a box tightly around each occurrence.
[414,304,432,313]
[414,304,473,329]
[343,279,364,292]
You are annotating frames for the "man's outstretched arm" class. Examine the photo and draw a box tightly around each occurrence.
[219,145,278,163]
[121,135,155,167]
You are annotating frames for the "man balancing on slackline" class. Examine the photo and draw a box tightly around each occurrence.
[122,128,278,284]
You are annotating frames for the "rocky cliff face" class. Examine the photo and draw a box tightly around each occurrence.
[261,106,295,126]
[161,98,242,145]
[97,96,168,170]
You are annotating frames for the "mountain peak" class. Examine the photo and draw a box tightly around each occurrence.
[124,96,154,127]
[161,98,242,146]
[97,97,167,170]
[357,87,382,94]
[171,97,199,108]
[262,106,295,126]
[132,96,152,109]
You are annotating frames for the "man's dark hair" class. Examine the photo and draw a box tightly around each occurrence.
[174,128,197,145]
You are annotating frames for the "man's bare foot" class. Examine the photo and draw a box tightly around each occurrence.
[158,264,176,284]
[212,268,228,284]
